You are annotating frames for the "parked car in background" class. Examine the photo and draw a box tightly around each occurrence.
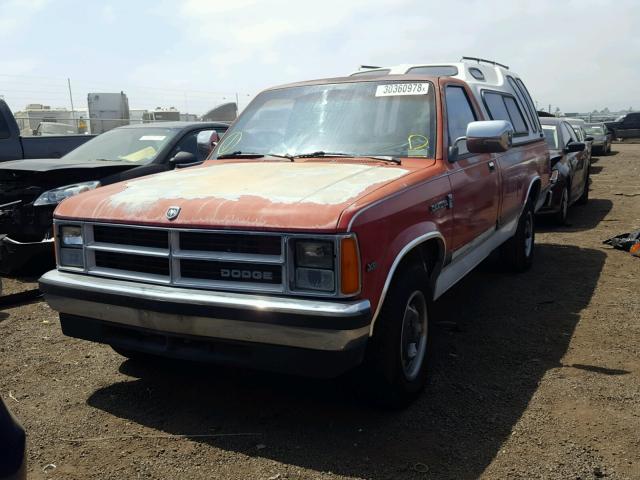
[604,112,640,140]
[33,122,78,136]
[565,118,593,162]
[0,395,26,480]
[584,122,612,154]
[40,59,550,407]
[0,121,228,273]
[0,99,94,162]
[539,117,589,224]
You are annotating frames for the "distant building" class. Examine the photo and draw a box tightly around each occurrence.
[13,104,88,135]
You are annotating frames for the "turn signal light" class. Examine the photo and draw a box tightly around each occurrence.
[340,237,360,295]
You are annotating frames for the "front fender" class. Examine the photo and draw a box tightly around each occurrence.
[368,222,446,334]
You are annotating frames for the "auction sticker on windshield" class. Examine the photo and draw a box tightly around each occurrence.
[139,135,167,141]
[375,83,430,97]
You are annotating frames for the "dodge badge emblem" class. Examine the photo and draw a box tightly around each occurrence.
[166,206,181,220]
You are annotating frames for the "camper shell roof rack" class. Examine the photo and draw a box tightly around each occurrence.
[461,56,509,70]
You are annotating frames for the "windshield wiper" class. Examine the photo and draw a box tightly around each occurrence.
[293,151,401,164]
[216,151,265,159]
[216,151,294,161]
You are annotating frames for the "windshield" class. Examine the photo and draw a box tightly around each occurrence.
[584,125,605,134]
[212,81,436,159]
[63,127,175,163]
[39,123,76,135]
[542,125,558,149]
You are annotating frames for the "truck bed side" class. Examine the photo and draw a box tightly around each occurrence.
[0,99,95,161]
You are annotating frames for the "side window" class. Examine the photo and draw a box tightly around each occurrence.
[507,76,535,131]
[445,86,477,155]
[0,115,10,139]
[515,78,541,132]
[484,92,528,135]
[560,123,576,145]
[503,97,528,134]
[484,92,511,122]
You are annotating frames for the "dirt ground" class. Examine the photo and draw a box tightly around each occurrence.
[1,145,639,480]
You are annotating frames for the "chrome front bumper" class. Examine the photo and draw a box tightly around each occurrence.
[39,270,371,352]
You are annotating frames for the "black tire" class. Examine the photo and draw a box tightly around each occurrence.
[553,186,570,225]
[500,199,535,272]
[576,172,590,205]
[356,264,432,409]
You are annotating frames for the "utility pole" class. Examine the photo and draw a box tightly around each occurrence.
[67,78,78,131]
[235,92,240,117]
[548,104,552,114]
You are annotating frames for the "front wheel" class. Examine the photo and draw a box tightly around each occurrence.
[553,185,570,224]
[357,264,432,408]
[500,199,535,272]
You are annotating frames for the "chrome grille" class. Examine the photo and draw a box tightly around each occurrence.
[83,223,285,293]
[93,225,168,249]
[179,231,281,256]
[94,251,171,277]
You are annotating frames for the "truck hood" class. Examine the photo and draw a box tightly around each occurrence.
[55,160,415,231]
[0,157,138,172]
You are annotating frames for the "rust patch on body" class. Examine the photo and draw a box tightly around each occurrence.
[55,161,415,231]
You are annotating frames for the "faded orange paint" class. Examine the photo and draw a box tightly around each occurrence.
[55,158,434,232]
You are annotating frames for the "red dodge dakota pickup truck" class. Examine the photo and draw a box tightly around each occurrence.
[40,59,550,406]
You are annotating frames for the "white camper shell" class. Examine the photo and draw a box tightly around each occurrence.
[352,57,544,144]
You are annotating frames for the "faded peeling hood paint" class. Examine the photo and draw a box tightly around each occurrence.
[55,161,415,231]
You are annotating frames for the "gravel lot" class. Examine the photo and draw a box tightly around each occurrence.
[1,145,639,480]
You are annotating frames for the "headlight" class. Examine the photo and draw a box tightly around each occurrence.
[58,224,84,268]
[34,181,100,206]
[292,240,335,292]
[60,225,83,247]
[290,237,361,295]
[295,240,334,268]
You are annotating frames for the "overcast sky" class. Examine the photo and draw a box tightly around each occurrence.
[1,0,638,114]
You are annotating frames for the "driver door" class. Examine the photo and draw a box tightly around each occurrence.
[444,84,500,254]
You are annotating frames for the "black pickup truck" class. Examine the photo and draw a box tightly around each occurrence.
[0,99,94,162]
[0,121,228,273]
[605,112,640,140]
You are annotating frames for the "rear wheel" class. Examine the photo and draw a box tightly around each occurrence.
[501,199,535,272]
[357,264,432,409]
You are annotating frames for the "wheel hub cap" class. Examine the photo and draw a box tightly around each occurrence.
[400,291,428,381]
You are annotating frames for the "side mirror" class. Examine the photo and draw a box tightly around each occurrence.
[584,136,594,142]
[466,120,514,154]
[197,130,220,156]
[565,142,585,153]
[170,151,198,168]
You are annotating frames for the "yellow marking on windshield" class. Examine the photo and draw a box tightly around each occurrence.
[217,131,242,155]
[408,134,429,157]
[120,146,157,162]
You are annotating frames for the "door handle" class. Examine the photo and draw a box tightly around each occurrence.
[488,161,496,172]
